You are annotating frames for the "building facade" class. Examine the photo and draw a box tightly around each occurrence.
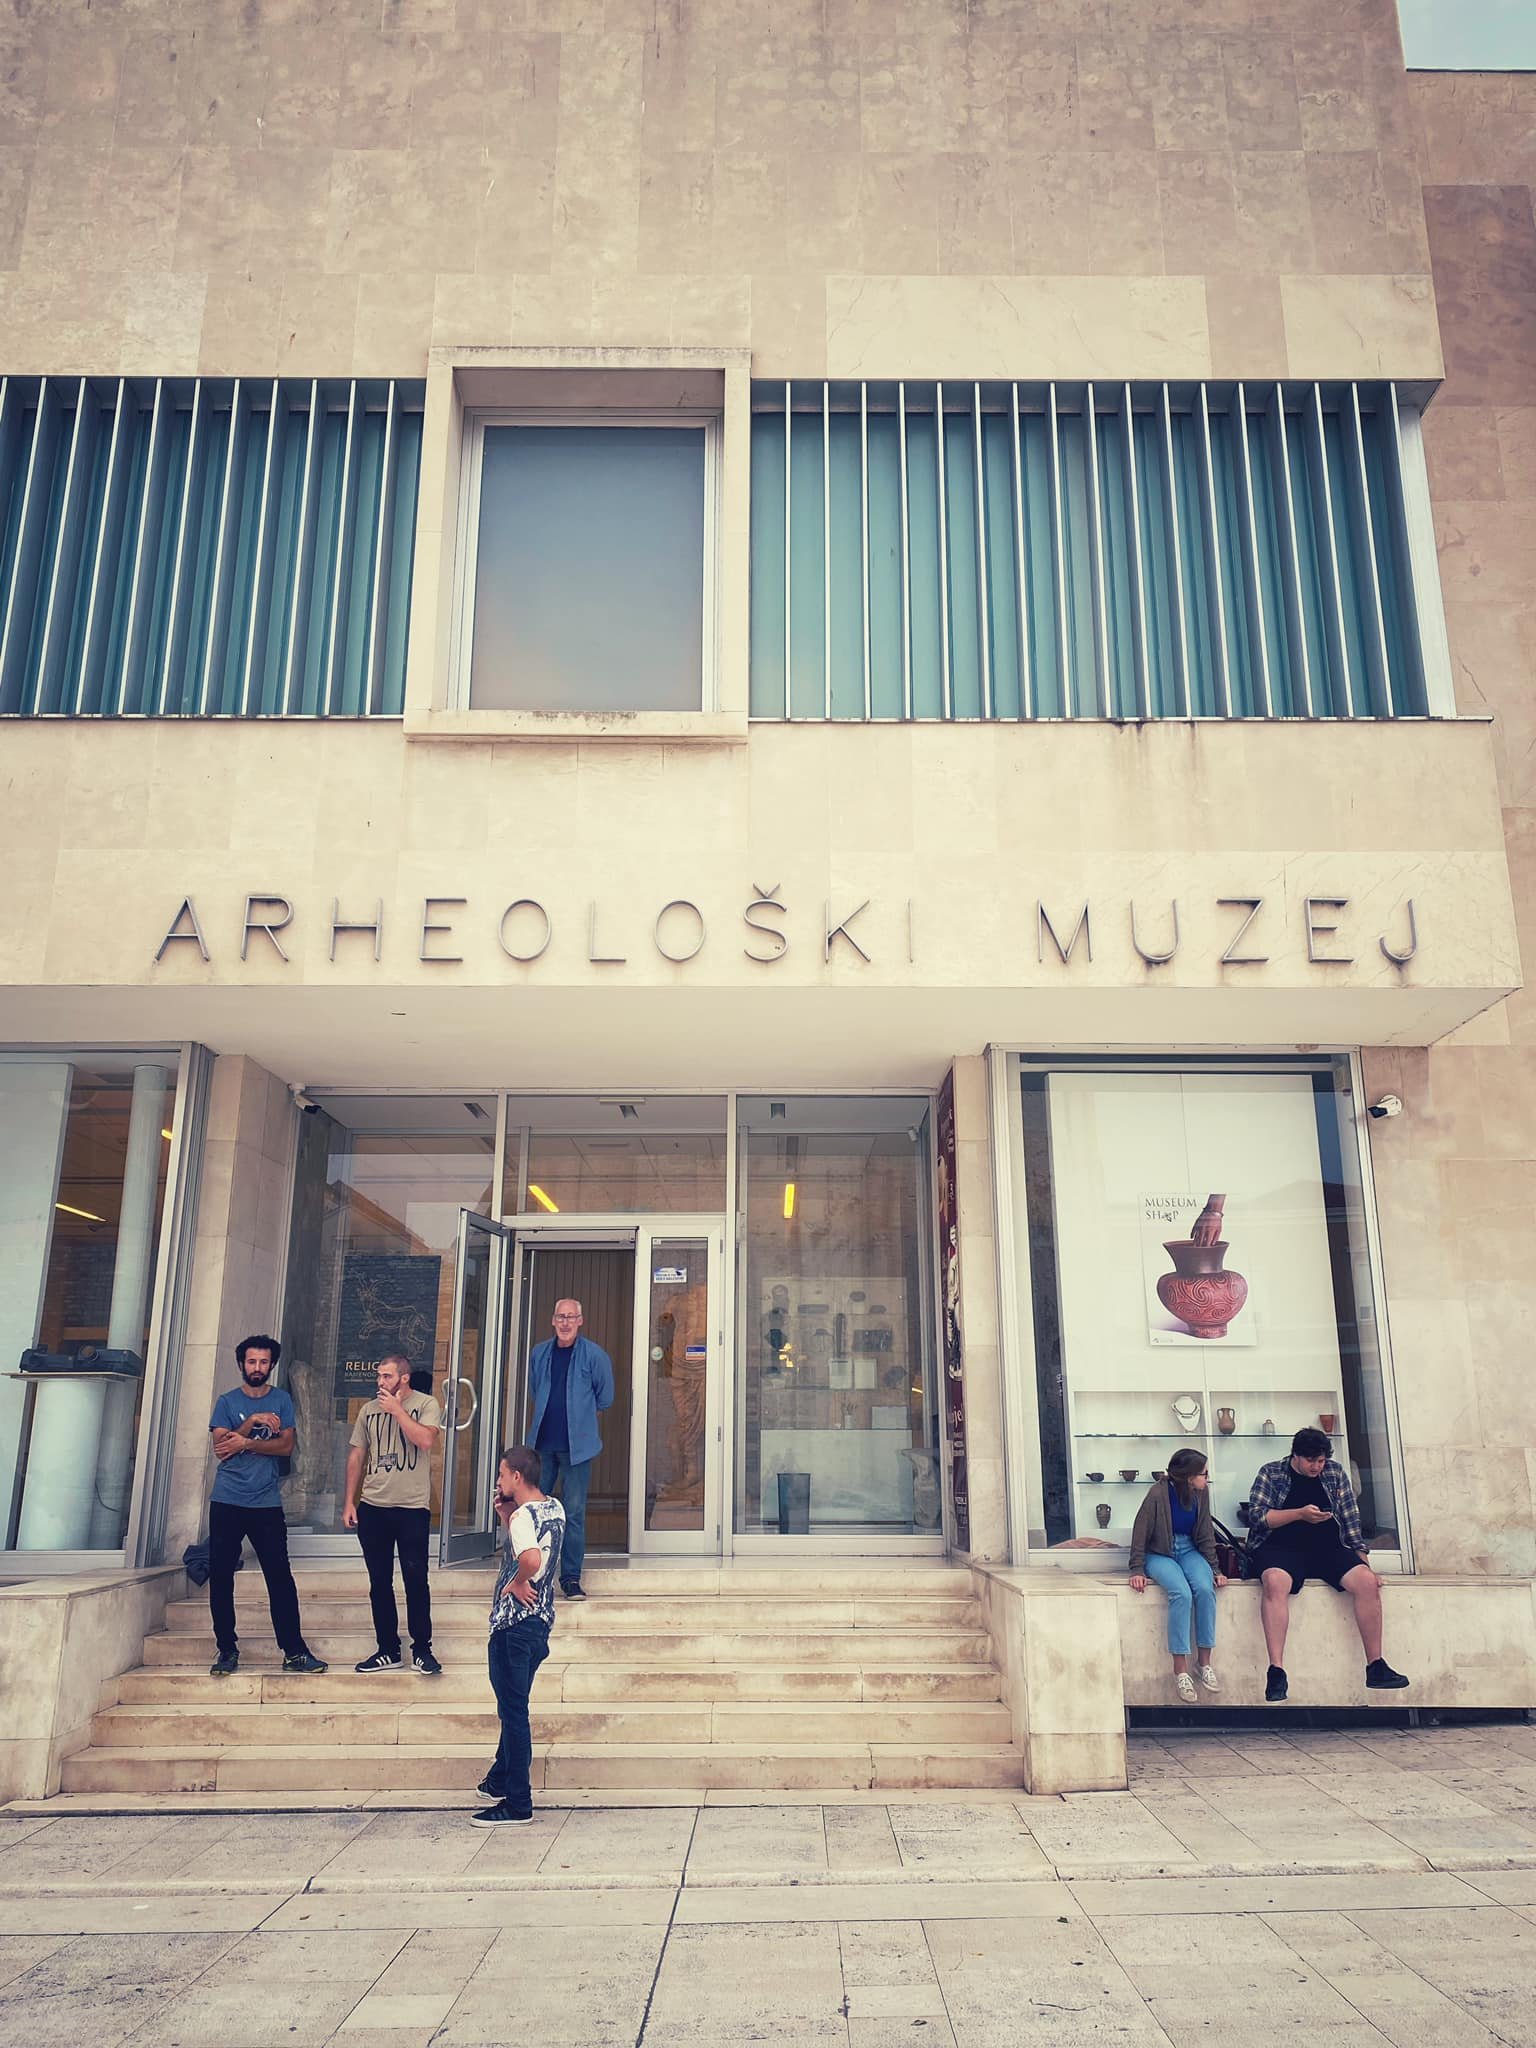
[0,0,1532,1710]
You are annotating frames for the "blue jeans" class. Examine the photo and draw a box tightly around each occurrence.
[484,1621,551,1817]
[539,1447,592,1584]
[1145,1536,1218,1657]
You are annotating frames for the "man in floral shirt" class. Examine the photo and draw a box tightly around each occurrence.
[470,1445,565,1827]
[1246,1427,1408,1702]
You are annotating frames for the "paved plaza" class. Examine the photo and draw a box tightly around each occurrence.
[3,1728,1536,2045]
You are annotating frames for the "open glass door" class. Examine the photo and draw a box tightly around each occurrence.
[630,1220,724,1554]
[440,1211,511,1563]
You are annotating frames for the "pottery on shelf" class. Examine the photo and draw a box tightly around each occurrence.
[1261,1418,1276,1435]
[1085,1471,1105,1483]
[1119,1467,1138,1482]
[1095,1503,1112,1529]
[1318,1411,1338,1433]
[1216,1407,1236,1434]
[1156,1238,1249,1340]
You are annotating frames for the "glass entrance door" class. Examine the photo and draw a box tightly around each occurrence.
[507,1233,637,1553]
[630,1220,724,1554]
[440,1211,511,1563]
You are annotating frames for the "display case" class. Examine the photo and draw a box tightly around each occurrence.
[1020,1064,1398,1558]
[1069,1382,1346,1548]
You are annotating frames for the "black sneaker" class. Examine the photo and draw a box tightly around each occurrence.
[1265,1664,1289,1702]
[560,1580,586,1600]
[355,1650,403,1673]
[1366,1658,1410,1689]
[477,1774,502,1799]
[413,1651,443,1677]
[469,1804,534,1827]
[209,1649,239,1678]
[282,1651,328,1674]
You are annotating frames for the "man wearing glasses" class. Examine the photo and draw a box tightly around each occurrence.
[1246,1427,1409,1702]
[527,1298,614,1601]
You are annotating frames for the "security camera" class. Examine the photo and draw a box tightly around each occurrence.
[291,1088,321,1115]
[1367,1094,1403,1120]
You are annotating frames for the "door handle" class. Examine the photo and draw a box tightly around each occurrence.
[453,1375,479,1432]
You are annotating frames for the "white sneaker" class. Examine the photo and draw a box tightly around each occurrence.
[1175,1671,1199,1704]
[1198,1664,1220,1692]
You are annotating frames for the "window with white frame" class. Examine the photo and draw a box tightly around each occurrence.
[454,412,719,714]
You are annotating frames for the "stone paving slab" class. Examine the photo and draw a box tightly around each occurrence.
[2,1731,1536,2045]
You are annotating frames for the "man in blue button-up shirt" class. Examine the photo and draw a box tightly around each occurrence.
[527,1299,614,1600]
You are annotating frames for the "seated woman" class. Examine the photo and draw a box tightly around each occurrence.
[1128,1447,1227,1703]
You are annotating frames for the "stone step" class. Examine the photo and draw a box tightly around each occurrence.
[114,1663,1004,1705]
[244,1566,975,1597]
[163,1595,981,1631]
[89,1698,1015,1748]
[143,1628,997,1667]
[59,1740,1023,1795]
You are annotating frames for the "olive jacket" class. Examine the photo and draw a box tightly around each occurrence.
[1128,1479,1218,1575]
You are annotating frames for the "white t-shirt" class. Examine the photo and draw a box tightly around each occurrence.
[490,1496,567,1632]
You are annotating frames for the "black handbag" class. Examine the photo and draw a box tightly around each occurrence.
[1211,1517,1248,1580]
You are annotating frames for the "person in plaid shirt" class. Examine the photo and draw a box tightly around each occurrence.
[1247,1427,1408,1703]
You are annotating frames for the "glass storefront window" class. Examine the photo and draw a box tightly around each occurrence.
[502,1096,726,1215]
[736,1097,940,1537]
[1015,1061,1400,1559]
[279,1099,494,1536]
[1,1055,178,1551]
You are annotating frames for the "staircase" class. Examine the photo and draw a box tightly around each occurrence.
[61,1564,1021,1798]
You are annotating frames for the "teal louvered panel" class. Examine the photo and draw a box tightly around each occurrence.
[0,377,423,718]
[750,381,1444,723]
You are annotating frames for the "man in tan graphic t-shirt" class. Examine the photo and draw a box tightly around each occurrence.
[344,1353,443,1676]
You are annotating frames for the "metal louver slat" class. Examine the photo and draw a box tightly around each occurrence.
[0,374,423,720]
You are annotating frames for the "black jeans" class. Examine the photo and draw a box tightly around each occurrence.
[483,1621,550,1817]
[207,1500,307,1658]
[355,1501,433,1660]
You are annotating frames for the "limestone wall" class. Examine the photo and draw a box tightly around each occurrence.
[0,0,1439,384]
[1357,71,1536,1577]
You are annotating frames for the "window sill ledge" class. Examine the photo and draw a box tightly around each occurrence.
[403,708,749,745]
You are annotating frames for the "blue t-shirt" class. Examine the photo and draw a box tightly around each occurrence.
[535,1345,575,1455]
[209,1385,296,1508]
[1168,1480,1198,1538]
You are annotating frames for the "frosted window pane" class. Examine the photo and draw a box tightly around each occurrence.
[468,424,705,712]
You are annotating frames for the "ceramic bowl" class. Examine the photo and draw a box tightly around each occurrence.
[1119,1468,1138,1482]
[1085,1471,1104,1483]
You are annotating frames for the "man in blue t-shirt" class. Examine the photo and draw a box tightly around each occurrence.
[206,1334,325,1678]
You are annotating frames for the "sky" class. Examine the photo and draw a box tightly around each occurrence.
[1398,0,1536,69]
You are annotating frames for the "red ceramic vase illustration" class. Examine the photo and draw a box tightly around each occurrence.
[1156,1239,1249,1340]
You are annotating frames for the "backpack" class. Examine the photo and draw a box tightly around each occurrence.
[1211,1517,1249,1580]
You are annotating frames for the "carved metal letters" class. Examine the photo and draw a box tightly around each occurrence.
[743,884,788,963]
[824,900,871,963]
[1038,901,1092,965]
[153,889,1427,975]
[1218,897,1269,965]
[241,895,294,962]
[155,897,210,963]
[1305,896,1354,965]
[1130,900,1180,965]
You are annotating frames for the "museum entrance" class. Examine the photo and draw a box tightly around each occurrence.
[437,1213,726,1564]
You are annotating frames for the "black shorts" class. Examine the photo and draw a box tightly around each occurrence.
[1258,1536,1365,1593]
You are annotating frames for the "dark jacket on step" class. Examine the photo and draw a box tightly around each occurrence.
[1129,1480,1218,1576]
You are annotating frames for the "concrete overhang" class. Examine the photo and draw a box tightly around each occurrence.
[0,715,1519,1089]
